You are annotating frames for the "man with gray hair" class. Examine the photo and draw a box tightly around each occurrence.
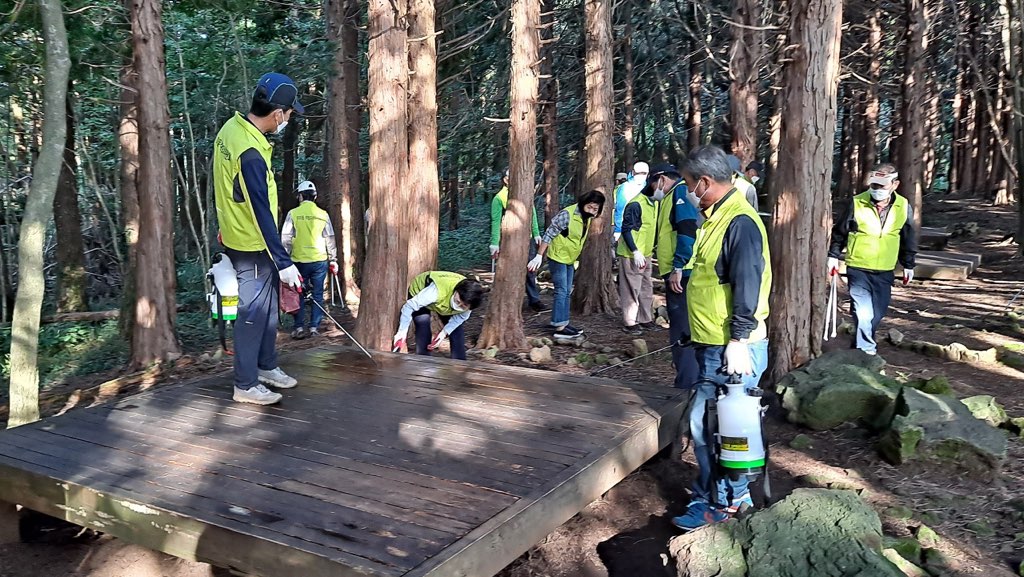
[671,145,772,532]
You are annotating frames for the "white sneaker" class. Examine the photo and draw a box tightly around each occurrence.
[258,367,298,389]
[233,384,282,405]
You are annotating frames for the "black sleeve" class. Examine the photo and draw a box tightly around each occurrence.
[621,202,641,252]
[899,204,918,269]
[721,215,766,340]
[828,200,856,259]
[240,148,292,270]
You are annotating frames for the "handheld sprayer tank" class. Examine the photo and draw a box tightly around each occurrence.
[716,380,766,477]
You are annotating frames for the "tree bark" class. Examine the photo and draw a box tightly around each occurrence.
[768,0,842,383]
[729,0,763,166]
[447,177,459,230]
[407,0,440,276]
[8,0,71,428]
[687,6,703,150]
[130,0,180,367]
[53,84,88,313]
[621,1,635,170]
[540,0,559,227]
[859,0,881,180]
[279,119,300,218]
[571,0,616,315]
[357,0,410,350]
[897,0,928,232]
[118,59,140,341]
[476,0,540,350]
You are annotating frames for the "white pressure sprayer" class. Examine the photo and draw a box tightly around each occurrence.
[715,377,767,478]
[207,254,239,351]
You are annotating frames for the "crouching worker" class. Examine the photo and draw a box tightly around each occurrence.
[528,189,606,340]
[392,272,484,360]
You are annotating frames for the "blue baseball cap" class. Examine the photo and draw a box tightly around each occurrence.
[253,72,305,115]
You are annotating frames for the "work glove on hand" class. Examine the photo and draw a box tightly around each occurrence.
[392,333,406,353]
[527,254,543,272]
[489,245,500,259]
[279,265,303,291]
[632,250,647,270]
[827,257,839,277]
[428,330,448,351]
[903,268,914,285]
[533,236,542,246]
[613,232,621,244]
[723,340,753,376]
[329,261,338,275]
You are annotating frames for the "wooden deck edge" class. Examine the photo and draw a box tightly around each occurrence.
[0,460,382,577]
[403,398,688,577]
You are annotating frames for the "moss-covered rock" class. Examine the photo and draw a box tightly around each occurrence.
[960,395,1008,427]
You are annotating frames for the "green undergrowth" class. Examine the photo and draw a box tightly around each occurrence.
[439,202,493,271]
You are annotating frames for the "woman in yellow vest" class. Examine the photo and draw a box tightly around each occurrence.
[827,165,917,355]
[527,190,606,339]
[281,180,338,339]
[392,271,485,360]
[616,178,660,335]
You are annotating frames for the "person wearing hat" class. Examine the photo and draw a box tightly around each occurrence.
[490,168,549,312]
[528,189,606,339]
[613,161,650,243]
[726,154,759,211]
[744,161,765,187]
[616,165,660,335]
[649,163,700,389]
[827,163,917,355]
[393,271,485,360]
[615,173,628,187]
[281,180,338,340]
[213,72,305,406]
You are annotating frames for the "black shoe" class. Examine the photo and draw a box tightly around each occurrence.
[529,301,551,312]
[622,325,643,336]
[565,324,584,334]
[291,328,308,340]
[639,322,663,331]
[555,326,582,337]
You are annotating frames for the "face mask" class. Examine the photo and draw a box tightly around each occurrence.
[652,188,666,202]
[274,120,288,135]
[751,176,760,184]
[451,295,467,312]
[687,180,708,208]
[869,188,891,202]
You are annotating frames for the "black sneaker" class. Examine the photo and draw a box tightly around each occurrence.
[529,301,551,312]
[639,322,663,331]
[555,326,582,337]
[565,324,585,334]
[622,325,642,336]
[291,328,308,340]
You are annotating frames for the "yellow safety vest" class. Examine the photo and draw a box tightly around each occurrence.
[655,181,687,277]
[685,189,771,345]
[844,191,909,271]
[213,112,278,253]
[547,205,590,265]
[616,195,657,258]
[288,201,331,263]
[409,271,465,317]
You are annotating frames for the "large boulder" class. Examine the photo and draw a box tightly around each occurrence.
[776,350,900,430]
[669,489,905,577]
[877,387,1008,478]
[960,395,1008,427]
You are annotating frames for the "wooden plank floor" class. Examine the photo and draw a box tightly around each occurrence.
[0,345,689,577]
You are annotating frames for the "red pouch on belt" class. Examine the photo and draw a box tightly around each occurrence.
[280,283,301,313]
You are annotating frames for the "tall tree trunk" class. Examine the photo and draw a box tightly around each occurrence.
[130,0,180,367]
[8,0,70,428]
[280,119,300,218]
[571,0,616,315]
[407,0,440,276]
[476,0,540,350]
[118,59,140,341]
[54,84,88,313]
[540,0,559,227]
[860,0,881,179]
[687,32,703,149]
[358,0,410,350]
[729,0,763,166]
[622,1,635,169]
[897,0,928,232]
[447,177,459,230]
[768,0,842,383]
[1014,0,1024,249]
[837,101,858,195]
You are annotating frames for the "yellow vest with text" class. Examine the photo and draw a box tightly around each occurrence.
[616,195,657,258]
[409,271,465,317]
[655,182,686,277]
[547,205,590,265]
[844,191,909,271]
[288,201,331,263]
[213,112,278,252]
[685,190,771,345]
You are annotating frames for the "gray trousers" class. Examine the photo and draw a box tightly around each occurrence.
[226,249,280,391]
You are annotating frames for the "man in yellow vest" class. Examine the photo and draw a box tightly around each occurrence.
[393,271,485,360]
[827,164,917,355]
[213,72,305,406]
[671,146,772,532]
[528,189,606,339]
[281,180,337,339]
[490,169,548,312]
[727,154,759,211]
[616,175,659,335]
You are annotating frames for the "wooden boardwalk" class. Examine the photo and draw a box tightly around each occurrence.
[0,345,689,577]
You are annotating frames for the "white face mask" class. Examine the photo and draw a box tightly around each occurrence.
[274,120,288,135]
[751,176,760,184]
[687,180,709,208]
[450,295,466,312]
[869,188,891,202]
[652,188,666,201]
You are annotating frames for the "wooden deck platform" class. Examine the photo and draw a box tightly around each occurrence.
[0,346,689,577]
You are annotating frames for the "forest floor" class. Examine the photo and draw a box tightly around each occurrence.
[1,194,1023,577]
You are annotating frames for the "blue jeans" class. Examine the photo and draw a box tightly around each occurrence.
[413,308,467,360]
[846,267,893,354]
[664,276,698,389]
[688,340,768,506]
[549,260,575,328]
[294,260,328,330]
[526,243,541,305]
[226,249,280,391]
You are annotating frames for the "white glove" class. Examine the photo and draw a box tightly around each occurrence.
[279,265,303,291]
[613,232,621,243]
[724,341,753,375]
[392,333,406,352]
[827,257,839,276]
[632,249,647,270]
[428,330,448,351]
[533,236,542,245]
[903,268,914,285]
[489,245,500,258]
[527,254,543,272]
